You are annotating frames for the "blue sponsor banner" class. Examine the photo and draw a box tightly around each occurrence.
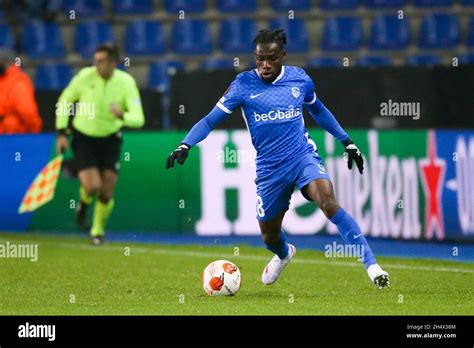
[435,130,474,241]
[0,134,54,231]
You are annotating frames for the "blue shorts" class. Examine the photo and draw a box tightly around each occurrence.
[255,152,330,221]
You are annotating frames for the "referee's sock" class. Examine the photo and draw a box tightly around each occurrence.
[91,199,114,237]
[79,186,94,205]
[330,208,376,269]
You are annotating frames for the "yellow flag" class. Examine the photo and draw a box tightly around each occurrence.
[18,155,63,213]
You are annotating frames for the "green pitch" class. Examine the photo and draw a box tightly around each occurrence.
[0,233,472,315]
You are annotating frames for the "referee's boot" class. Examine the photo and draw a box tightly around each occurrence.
[75,201,91,231]
[91,236,104,246]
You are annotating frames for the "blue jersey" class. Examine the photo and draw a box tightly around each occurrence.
[181,65,349,221]
[182,65,348,176]
[216,66,318,175]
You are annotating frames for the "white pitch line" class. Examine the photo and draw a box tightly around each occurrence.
[50,241,474,275]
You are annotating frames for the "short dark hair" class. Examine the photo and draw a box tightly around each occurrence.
[95,43,119,62]
[253,29,287,50]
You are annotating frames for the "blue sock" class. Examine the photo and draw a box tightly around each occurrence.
[330,208,376,269]
[265,230,290,260]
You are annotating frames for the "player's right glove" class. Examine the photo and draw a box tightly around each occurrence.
[166,143,190,169]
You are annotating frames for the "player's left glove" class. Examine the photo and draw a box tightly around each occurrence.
[343,138,364,174]
[166,143,190,169]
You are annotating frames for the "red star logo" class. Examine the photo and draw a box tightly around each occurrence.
[419,130,446,240]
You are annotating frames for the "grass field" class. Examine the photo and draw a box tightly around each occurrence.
[0,233,473,315]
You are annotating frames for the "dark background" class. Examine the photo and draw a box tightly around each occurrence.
[169,66,474,130]
[38,66,474,131]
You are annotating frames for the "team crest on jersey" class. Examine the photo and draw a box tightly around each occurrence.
[291,87,300,98]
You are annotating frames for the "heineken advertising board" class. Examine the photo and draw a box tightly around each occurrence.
[1,130,472,242]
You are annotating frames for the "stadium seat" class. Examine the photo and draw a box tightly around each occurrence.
[149,60,185,92]
[370,15,410,50]
[0,24,14,50]
[75,21,115,58]
[270,0,311,11]
[219,18,256,54]
[124,21,165,56]
[112,0,154,15]
[117,62,128,71]
[322,16,362,51]
[405,54,441,66]
[201,58,235,71]
[366,0,406,8]
[216,0,257,12]
[419,14,460,49]
[165,0,205,13]
[270,18,309,53]
[21,21,65,59]
[35,63,73,90]
[357,55,393,66]
[320,0,359,10]
[306,57,342,68]
[414,0,453,7]
[171,19,212,55]
[468,16,474,47]
[61,0,104,16]
[458,54,474,64]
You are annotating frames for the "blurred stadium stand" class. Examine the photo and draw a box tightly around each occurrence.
[148,59,184,93]
[321,16,363,51]
[171,19,213,55]
[112,0,154,15]
[61,0,105,17]
[270,17,309,52]
[419,13,460,48]
[369,14,410,50]
[219,17,257,54]
[0,0,472,129]
[216,0,257,13]
[21,20,66,59]
[320,0,359,10]
[0,23,13,50]
[306,56,341,67]
[75,20,115,58]
[356,54,393,65]
[366,0,407,9]
[405,53,442,64]
[34,62,73,90]
[124,20,166,56]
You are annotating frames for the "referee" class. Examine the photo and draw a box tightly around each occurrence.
[55,43,144,245]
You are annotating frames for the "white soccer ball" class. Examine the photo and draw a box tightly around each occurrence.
[202,260,241,296]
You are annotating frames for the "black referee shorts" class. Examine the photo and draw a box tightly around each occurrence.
[71,128,122,173]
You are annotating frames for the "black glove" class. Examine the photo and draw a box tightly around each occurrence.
[166,143,190,169]
[343,138,364,174]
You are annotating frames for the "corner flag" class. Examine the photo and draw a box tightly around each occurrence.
[18,155,63,213]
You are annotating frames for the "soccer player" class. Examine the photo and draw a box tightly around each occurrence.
[56,43,144,245]
[166,30,390,289]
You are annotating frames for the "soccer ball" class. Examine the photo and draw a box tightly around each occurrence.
[202,260,241,296]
